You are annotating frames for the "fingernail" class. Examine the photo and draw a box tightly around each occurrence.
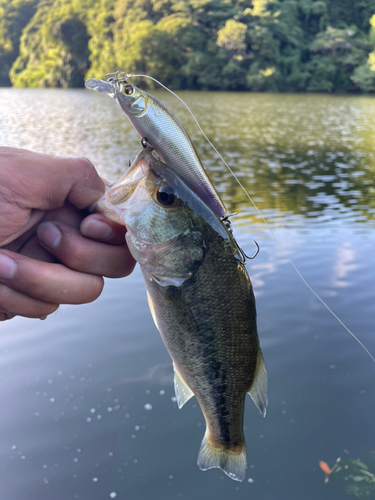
[0,253,15,279]
[37,222,62,249]
[81,218,114,240]
[39,316,47,321]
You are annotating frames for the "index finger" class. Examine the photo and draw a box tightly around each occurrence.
[0,249,104,304]
[80,214,126,245]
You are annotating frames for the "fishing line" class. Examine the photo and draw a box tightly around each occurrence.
[129,73,375,363]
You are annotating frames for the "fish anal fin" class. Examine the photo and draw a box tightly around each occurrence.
[173,365,194,409]
[197,432,246,482]
[247,349,268,417]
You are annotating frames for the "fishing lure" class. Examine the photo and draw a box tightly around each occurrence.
[85,72,226,218]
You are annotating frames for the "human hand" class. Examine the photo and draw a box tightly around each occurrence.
[0,148,135,321]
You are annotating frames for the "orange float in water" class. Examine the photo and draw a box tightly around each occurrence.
[319,461,332,475]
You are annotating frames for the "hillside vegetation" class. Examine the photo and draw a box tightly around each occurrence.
[2,0,375,91]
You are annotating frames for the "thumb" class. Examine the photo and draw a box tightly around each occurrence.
[0,148,105,211]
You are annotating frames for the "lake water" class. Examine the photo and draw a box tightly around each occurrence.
[0,89,374,500]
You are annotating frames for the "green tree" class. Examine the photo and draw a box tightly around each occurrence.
[352,14,375,91]
[2,0,375,91]
[10,0,95,87]
[306,26,371,91]
[0,0,39,85]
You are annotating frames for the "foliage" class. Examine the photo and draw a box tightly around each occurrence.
[0,0,39,85]
[217,20,247,52]
[352,60,375,91]
[328,454,375,498]
[9,0,97,87]
[2,0,375,90]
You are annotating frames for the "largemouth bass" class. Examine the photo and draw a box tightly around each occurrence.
[85,75,226,218]
[95,148,268,482]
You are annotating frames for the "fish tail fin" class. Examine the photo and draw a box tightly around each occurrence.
[197,433,246,482]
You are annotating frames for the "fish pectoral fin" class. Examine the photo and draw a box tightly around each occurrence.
[151,273,191,287]
[173,365,194,409]
[146,291,159,331]
[247,349,268,418]
[148,232,204,288]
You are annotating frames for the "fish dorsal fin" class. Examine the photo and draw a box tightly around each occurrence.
[173,365,194,409]
[247,349,268,417]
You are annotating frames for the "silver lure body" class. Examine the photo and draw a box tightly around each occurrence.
[85,77,226,218]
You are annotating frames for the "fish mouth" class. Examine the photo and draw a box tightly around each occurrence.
[90,169,148,226]
[105,157,150,206]
[106,182,138,206]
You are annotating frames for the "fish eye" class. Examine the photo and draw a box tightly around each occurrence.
[155,185,177,207]
[123,84,134,96]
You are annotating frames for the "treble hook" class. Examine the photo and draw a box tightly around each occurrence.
[221,213,260,263]
[242,240,260,260]
[235,239,260,264]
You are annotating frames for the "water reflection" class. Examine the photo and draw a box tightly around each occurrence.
[194,93,375,224]
[2,90,375,226]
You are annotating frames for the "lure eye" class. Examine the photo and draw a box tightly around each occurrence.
[123,84,134,96]
[155,185,177,207]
